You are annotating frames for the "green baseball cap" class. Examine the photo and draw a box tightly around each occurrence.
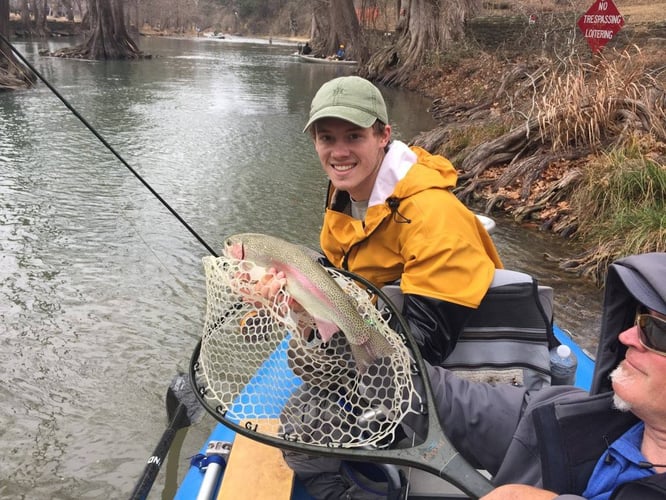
[303,76,389,132]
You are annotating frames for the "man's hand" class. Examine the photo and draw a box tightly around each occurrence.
[255,267,287,300]
[240,266,286,301]
[236,266,305,313]
[481,484,558,500]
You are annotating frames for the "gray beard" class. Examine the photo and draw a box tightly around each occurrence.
[610,365,633,412]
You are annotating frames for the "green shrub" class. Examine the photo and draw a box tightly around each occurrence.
[572,145,665,258]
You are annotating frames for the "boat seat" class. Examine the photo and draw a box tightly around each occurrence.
[381,269,556,390]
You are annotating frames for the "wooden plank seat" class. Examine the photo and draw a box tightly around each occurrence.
[217,420,294,500]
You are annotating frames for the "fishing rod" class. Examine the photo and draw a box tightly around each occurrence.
[0,33,219,258]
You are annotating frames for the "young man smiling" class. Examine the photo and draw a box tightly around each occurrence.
[303,76,503,365]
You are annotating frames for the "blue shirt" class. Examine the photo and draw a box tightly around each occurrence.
[582,422,654,500]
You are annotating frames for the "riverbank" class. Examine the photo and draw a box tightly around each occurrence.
[7,10,664,284]
[406,42,665,285]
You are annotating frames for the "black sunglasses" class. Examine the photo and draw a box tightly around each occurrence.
[635,314,666,356]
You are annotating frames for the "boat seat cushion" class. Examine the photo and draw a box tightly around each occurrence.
[381,269,555,390]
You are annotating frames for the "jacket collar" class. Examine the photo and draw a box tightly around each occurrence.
[368,141,417,207]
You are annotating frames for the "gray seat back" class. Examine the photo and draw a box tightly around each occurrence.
[381,269,554,390]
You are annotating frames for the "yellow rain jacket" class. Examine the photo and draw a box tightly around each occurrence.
[321,142,502,309]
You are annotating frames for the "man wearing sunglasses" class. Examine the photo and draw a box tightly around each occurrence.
[426,252,666,500]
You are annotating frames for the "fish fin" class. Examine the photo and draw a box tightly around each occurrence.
[358,324,396,355]
[351,328,396,374]
[369,329,396,359]
[314,319,340,343]
[350,344,374,374]
[297,245,327,264]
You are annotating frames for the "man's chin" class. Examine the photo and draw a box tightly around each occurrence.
[610,365,633,412]
[612,393,633,412]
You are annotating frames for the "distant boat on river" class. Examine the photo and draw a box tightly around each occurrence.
[296,53,358,66]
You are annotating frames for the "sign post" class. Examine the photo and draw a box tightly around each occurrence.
[577,0,625,53]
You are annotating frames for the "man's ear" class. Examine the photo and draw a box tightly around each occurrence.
[381,124,392,146]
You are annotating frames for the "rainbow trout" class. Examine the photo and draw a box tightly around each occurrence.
[222,233,395,373]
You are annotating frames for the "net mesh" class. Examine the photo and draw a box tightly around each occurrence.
[196,255,421,448]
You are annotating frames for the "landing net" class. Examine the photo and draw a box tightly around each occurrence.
[195,255,421,448]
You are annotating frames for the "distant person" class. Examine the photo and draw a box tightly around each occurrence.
[334,44,345,60]
[301,42,312,55]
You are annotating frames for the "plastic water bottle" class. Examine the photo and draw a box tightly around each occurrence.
[549,345,577,386]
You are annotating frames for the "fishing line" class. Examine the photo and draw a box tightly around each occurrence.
[0,33,218,258]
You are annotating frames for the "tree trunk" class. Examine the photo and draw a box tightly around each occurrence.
[62,0,75,21]
[363,0,480,86]
[0,0,36,89]
[0,0,8,37]
[19,0,31,32]
[310,0,367,62]
[50,0,142,60]
[309,0,328,53]
[35,0,48,36]
[74,0,85,23]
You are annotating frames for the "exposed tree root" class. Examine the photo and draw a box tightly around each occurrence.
[410,54,666,284]
[552,247,619,286]
[47,35,144,59]
[458,118,541,179]
[0,69,32,89]
[0,52,36,90]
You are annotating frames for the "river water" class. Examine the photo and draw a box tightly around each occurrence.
[0,36,602,498]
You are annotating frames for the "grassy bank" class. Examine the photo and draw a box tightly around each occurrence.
[411,43,665,285]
